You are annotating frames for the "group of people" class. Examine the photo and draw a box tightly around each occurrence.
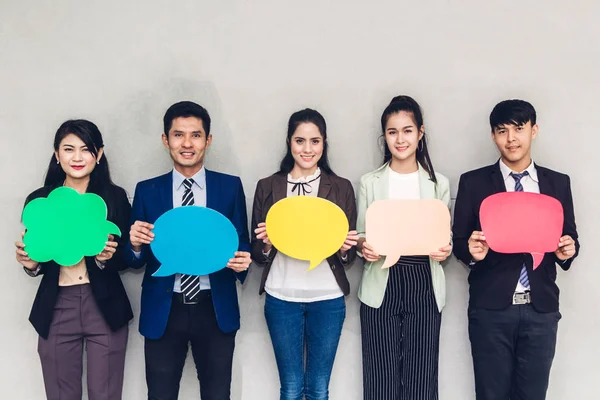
[15,96,579,400]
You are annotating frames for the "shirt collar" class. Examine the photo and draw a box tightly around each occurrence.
[172,167,206,190]
[287,167,321,183]
[499,159,539,183]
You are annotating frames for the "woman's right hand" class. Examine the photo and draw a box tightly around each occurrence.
[130,221,154,252]
[359,239,381,262]
[15,232,39,271]
[254,222,273,253]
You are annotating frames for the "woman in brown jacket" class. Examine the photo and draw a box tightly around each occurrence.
[251,108,358,400]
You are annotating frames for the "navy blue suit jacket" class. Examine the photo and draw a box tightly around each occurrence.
[125,170,251,339]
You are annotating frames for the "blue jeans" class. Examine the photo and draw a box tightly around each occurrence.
[264,294,346,400]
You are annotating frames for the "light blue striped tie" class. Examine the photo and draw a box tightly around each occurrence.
[511,171,530,289]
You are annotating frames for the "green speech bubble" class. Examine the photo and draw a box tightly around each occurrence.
[22,186,121,266]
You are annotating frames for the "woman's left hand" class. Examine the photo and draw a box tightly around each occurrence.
[96,235,118,263]
[340,230,359,256]
[430,244,452,262]
[227,251,252,273]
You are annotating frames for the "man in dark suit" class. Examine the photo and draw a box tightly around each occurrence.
[125,101,252,400]
[452,99,579,400]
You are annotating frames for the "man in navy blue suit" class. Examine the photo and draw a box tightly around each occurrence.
[126,101,252,400]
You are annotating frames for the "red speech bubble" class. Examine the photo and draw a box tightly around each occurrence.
[480,192,563,269]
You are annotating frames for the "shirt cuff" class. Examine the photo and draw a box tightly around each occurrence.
[133,250,142,259]
[23,265,41,277]
[340,253,349,262]
[95,258,106,270]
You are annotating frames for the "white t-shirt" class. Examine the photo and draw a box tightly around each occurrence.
[388,167,420,200]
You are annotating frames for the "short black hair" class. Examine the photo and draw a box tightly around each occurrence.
[489,99,536,130]
[163,101,211,135]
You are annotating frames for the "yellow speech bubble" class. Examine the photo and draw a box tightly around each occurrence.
[366,199,451,269]
[266,196,349,270]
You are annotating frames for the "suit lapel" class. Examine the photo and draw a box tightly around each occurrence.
[418,164,435,199]
[490,160,507,194]
[317,172,332,199]
[159,172,174,212]
[272,173,287,203]
[535,164,553,197]
[373,164,389,201]
[205,169,218,210]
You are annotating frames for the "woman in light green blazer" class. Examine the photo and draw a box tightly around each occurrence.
[356,95,452,400]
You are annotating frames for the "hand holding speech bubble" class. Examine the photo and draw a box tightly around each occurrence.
[366,199,451,269]
[22,186,121,266]
[265,196,349,270]
[150,206,239,277]
[480,192,563,269]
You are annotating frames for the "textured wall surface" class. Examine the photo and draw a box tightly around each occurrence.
[1,1,598,398]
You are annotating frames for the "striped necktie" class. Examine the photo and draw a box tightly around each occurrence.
[180,179,200,302]
[511,171,530,289]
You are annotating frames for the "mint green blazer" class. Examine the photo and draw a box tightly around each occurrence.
[356,162,451,311]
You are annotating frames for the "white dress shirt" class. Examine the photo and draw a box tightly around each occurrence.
[498,159,539,293]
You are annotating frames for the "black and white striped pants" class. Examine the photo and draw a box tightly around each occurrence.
[360,256,441,400]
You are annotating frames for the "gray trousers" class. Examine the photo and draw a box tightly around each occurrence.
[38,284,128,400]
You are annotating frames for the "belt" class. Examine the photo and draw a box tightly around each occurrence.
[173,290,210,305]
[512,291,531,305]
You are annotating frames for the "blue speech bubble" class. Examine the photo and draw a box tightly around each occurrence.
[150,206,239,277]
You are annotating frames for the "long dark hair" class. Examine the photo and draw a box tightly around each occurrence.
[44,119,124,221]
[277,108,335,175]
[380,95,437,183]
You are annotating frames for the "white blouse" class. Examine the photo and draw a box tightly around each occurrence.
[264,168,344,302]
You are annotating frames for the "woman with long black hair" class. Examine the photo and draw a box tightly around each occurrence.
[14,119,133,400]
[357,96,452,400]
[251,109,358,400]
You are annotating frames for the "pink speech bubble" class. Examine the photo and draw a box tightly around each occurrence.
[366,199,451,269]
[480,192,563,269]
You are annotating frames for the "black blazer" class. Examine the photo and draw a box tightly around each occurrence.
[25,185,134,339]
[251,172,357,295]
[452,161,580,313]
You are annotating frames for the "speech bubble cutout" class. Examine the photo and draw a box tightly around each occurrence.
[480,192,563,269]
[265,196,349,271]
[150,206,239,277]
[22,186,121,266]
[366,199,451,269]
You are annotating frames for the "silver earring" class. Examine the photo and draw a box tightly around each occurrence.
[96,161,100,165]
[56,160,59,164]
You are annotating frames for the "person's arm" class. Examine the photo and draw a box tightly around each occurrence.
[123,183,148,269]
[18,190,46,276]
[230,177,251,283]
[432,177,453,264]
[251,179,276,266]
[555,175,579,271]
[98,187,133,272]
[337,179,358,266]
[355,176,368,260]
[452,174,484,269]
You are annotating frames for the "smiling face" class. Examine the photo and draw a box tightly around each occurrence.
[289,122,324,177]
[384,111,424,165]
[491,121,538,170]
[55,133,103,182]
[162,116,212,177]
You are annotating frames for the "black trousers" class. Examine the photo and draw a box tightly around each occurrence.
[468,304,561,400]
[145,291,236,400]
[361,256,441,400]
